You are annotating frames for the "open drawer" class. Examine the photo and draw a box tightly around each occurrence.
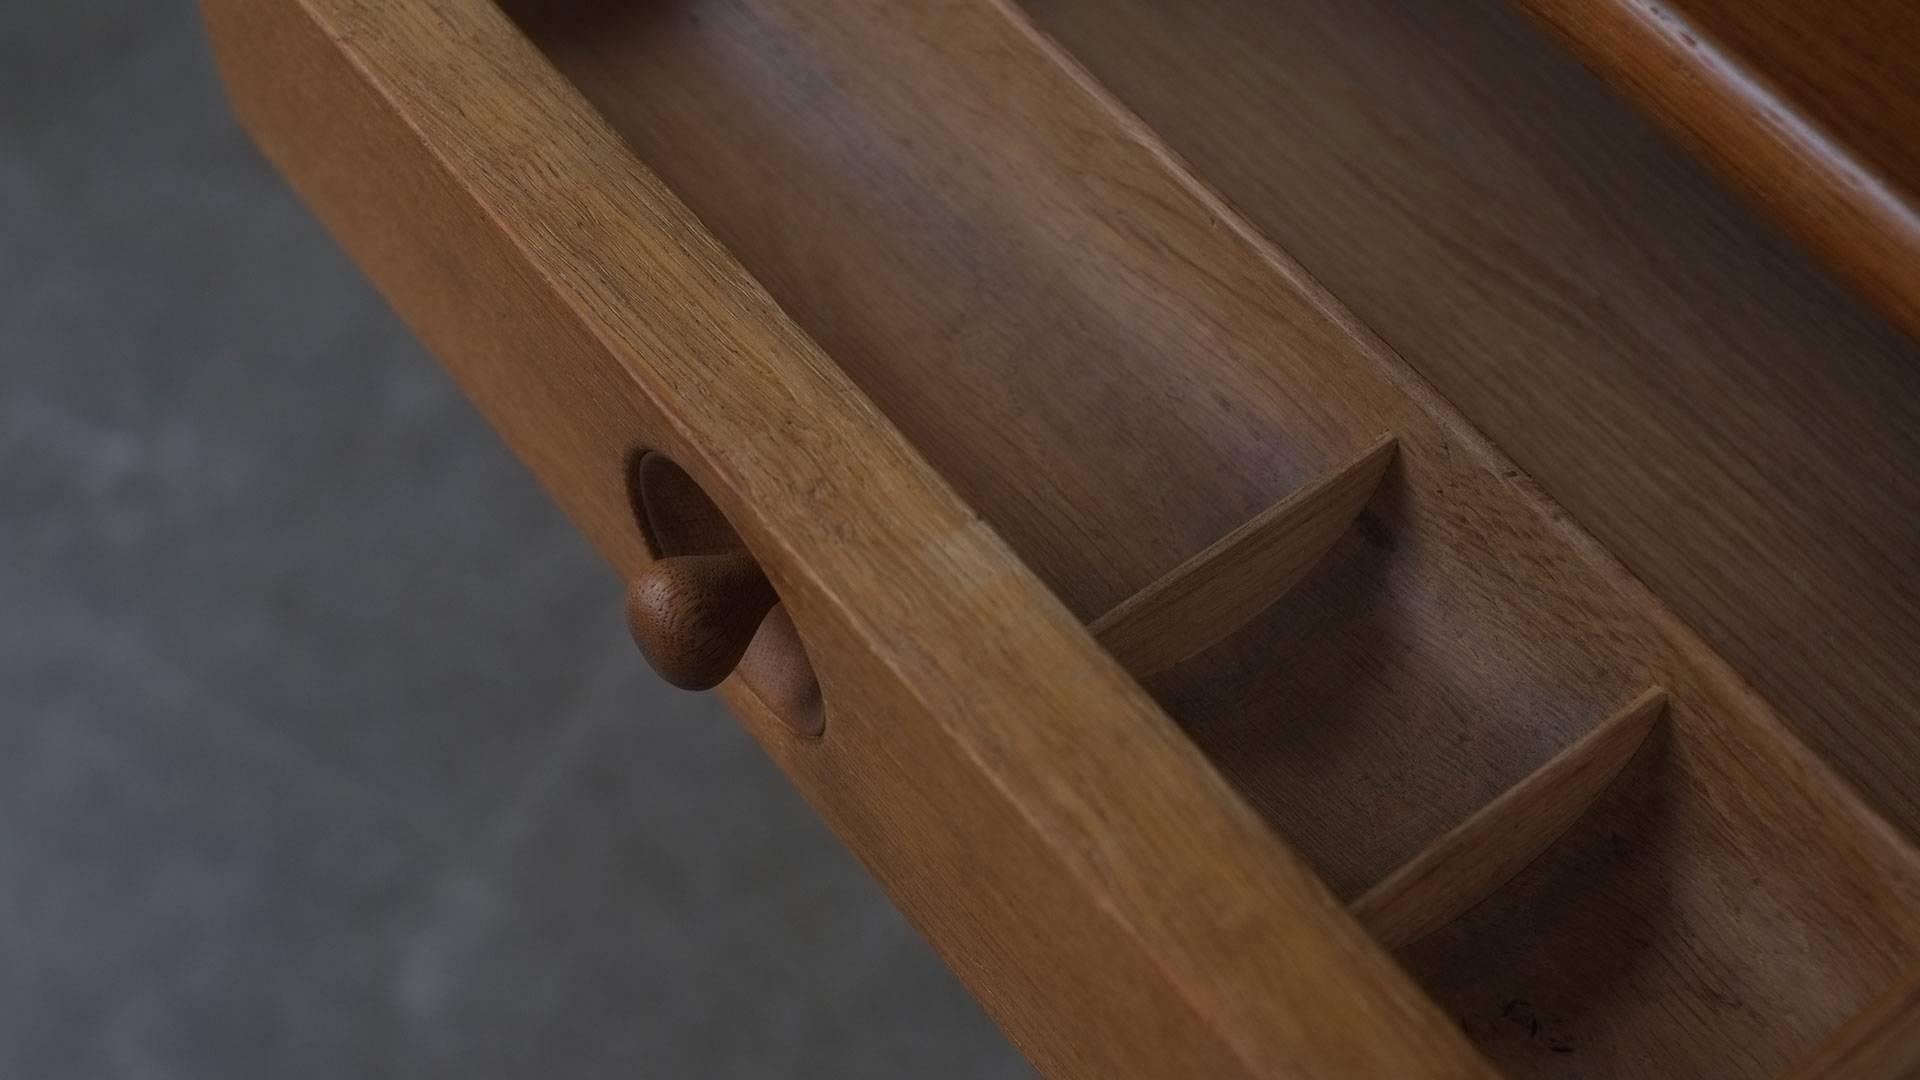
[201,0,1920,1076]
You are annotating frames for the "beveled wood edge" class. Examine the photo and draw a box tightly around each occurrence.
[1510,0,1920,344]
[1351,687,1667,950]
[1780,964,1920,1079]
[1091,434,1396,676]
[196,0,1495,1076]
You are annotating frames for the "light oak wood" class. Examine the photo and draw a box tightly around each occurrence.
[1509,0,1920,342]
[1092,435,1395,676]
[1783,966,1920,1079]
[1352,687,1666,950]
[197,1,1497,1075]
[201,0,1920,1074]
[1023,0,1920,863]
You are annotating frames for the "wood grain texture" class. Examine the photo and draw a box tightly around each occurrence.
[500,0,1920,1064]
[634,451,739,558]
[499,0,1636,910]
[1508,0,1920,342]
[735,603,826,739]
[195,1,1497,1076]
[1352,687,1666,950]
[1783,966,1920,1079]
[1022,0,1920,859]
[633,452,822,731]
[204,0,1920,1073]
[624,552,777,691]
[1091,435,1395,676]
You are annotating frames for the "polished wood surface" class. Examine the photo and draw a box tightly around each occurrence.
[1024,0,1920,854]
[1092,435,1395,677]
[500,0,1621,909]
[197,0,1498,1075]
[439,0,1920,1069]
[631,452,821,729]
[1352,688,1665,951]
[1783,966,1920,1079]
[625,552,777,691]
[204,0,1920,1073]
[1510,0,1920,341]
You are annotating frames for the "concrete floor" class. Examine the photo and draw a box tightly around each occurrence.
[0,2,1025,1075]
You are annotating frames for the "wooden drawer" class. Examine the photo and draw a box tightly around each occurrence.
[200,0,1920,1075]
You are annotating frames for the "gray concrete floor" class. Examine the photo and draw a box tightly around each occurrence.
[1,2,1026,1075]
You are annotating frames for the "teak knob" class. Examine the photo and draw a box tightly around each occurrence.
[625,552,780,691]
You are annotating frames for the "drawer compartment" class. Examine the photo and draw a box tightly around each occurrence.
[1021,0,1920,861]
[205,0,1920,1075]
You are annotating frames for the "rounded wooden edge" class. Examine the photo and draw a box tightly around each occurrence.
[628,450,828,735]
[740,603,828,739]
[625,552,779,691]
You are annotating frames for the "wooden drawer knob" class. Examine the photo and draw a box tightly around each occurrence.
[625,551,780,691]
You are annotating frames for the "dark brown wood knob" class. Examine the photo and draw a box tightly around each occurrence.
[625,552,779,691]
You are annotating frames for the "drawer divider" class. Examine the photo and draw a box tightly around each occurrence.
[1349,686,1668,950]
[1781,964,1920,1079]
[1091,434,1396,677]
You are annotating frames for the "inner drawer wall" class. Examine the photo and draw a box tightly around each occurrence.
[1020,0,1920,850]
[501,0,1627,893]
[498,1,1920,1075]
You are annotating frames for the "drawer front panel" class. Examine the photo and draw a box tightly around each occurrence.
[197,0,1489,1075]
